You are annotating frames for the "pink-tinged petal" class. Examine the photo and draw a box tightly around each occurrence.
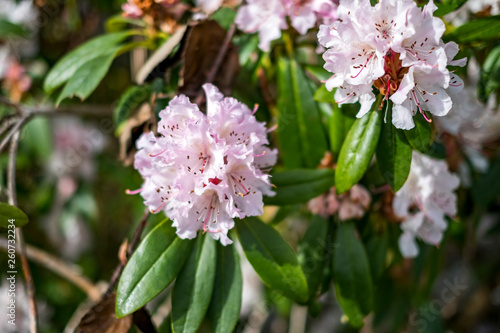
[392,101,415,130]
[398,230,419,258]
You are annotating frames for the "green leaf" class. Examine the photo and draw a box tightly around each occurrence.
[446,15,500,43]
[335,106,382,194]
[277,57,303,169]
[305,65,331,82]
[376,103,412,191]
[209,242,242,333]
[277,58,328,169]
[404,115,432,153]
[314,85,335,104]
[264,169,335,206]
[433,0,467,17]
[211,8,237,30]
[0,19,29,39]
[365,232,388,282]
[116,220,194,317]
[478,45,500,102]
[172,235,216,333]
[56,50,117,105]
[0,203,29,228]
[330,103,357,157]
[105,14,146,32]
[332,221,373,328]
[290,59,329,167]
[44,31,135,94]
[298,215,329,301]
[236,217,309,303]
[114,84,152,126]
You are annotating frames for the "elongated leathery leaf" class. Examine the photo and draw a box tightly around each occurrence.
[44,31,135,94]
[209,242,242,333]
[116,220,194,317]
[332,221,373,328]
[172,235,216,333]
[376,102,412,191]
[236,217,309,303]
[335,104,382,194]
[264,169,335,206]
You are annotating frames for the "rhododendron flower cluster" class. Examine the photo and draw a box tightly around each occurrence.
[131,84,277,245]
[393,152,459,258]
[236,0,338,51]
[318,0,467,130]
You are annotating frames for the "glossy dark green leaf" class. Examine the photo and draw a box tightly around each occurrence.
[277,57,303,169]
[116,220,194,317]
[365,232,388,282]
[332,221,373,328]
[376,104,412,191]
[114,84,152,126]
[277,58,328,169]
[0,19,29,39]
[478,45,500,102]
[209,242,242,333]
[264,169,335,206]
[290,59,329,167]
[404,115,432,153]
[172,235,216,333]
[236,217,309,303]
[335,108,382,194]
[0,202,29,228]
[57,50,117,105]
[446,15,500,43]
[44,31,135,94]
[433,0,467,17]
[330,103,357,157]
[298,215,329,301]
[270,205,300,226]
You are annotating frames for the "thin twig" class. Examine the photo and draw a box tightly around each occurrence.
[0,114,30,152]
[105,208,150,295]
[8,131,38,333]
[0,237,101,302]
[194,23,236,106]
[0,115,18,137]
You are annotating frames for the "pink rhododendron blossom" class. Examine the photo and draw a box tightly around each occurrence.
[308,184,371,220]
[122,0,143,18]
[131,84,277,245]
[235,0,338,51]
[318,0,466,130]
[393,152,459,258]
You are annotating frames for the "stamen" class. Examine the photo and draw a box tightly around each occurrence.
[252,104,259,115]
[385,76,390,100]
[321,73,337,84]
[335,93,353,104]
[253,151,266,157]
[149,148,168,157]
[125,188,142,195]
[351,53,373,79]
[412,90,432,123]
[151,202,166,213]
[267,124,278,132]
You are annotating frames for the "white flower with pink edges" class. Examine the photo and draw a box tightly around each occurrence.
[130,84,277,245]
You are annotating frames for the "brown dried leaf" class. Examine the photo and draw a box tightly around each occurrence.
[77,292,132,333]
[119,103,156,166]
[179,20,239,100]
